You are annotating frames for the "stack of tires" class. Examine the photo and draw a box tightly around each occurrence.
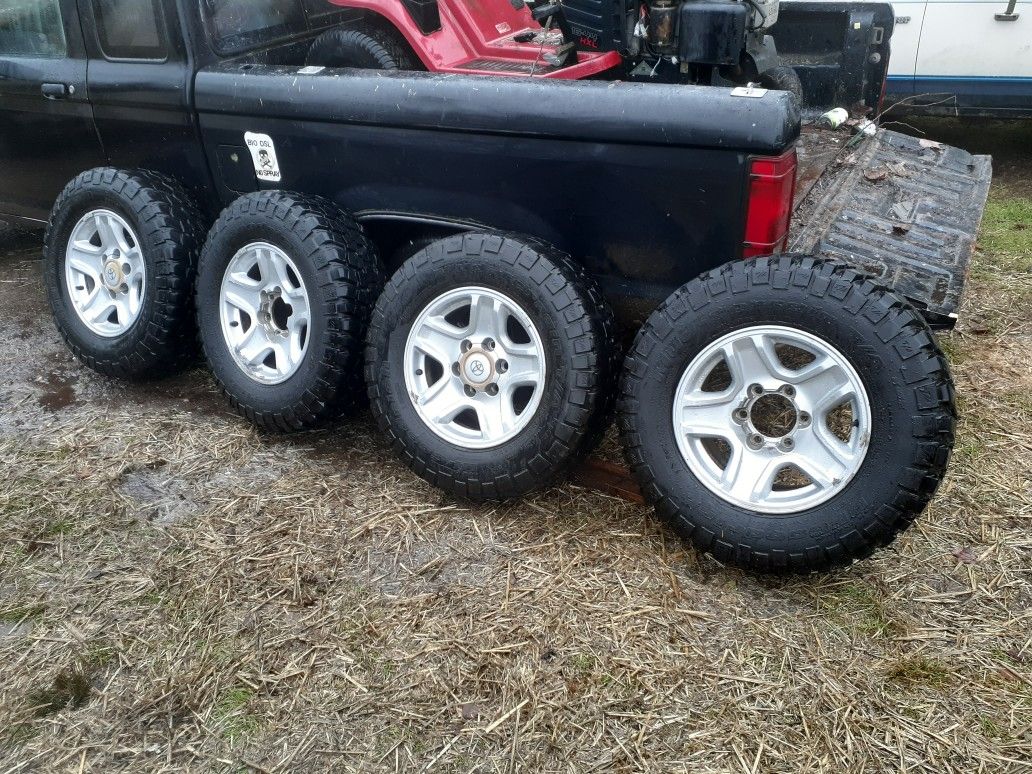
[44,170,955,573]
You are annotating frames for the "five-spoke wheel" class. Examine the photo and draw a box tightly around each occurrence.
[65,209,147,337]
[674,325,870,514]
[220,242,312,385]
[620,255,955,573]
[196,191,381,432]
[44,168,203,379]
[405,287,546,449]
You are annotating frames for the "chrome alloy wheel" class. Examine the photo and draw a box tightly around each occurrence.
[404,286,546,449]
[673,325,871,515]
[219,242,311,385]
[64,209,146,337]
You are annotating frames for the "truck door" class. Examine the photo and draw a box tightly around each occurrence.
[914,0,1032,113]
[0,0,105,222]
[77,0,216,215]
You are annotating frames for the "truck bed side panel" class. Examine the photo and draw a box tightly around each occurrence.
[194,68,799,322]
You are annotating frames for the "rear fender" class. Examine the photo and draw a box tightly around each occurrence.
[348,186,567,251]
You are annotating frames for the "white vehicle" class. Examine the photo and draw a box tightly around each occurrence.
[884,0,1031,115]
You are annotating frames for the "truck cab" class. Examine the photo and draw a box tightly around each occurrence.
[0,0,106,221]
[0,0,356,223]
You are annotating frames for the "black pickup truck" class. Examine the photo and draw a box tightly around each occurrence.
[0,0,990,572]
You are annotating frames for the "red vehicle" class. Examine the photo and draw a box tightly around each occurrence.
[309,0,622,77]
[307,0,803,95]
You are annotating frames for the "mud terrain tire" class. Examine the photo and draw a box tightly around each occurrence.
[619,255,955,573]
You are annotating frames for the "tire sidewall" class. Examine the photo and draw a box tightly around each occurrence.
[196,217,330,413]
[46,187,164,362]
[631,285,920,552]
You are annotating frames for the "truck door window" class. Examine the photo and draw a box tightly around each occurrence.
[0,0,67,58]
[204,0,306,54]
[92,0,167,60]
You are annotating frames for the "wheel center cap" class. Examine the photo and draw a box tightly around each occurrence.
[102,259,124,290]
[464,353,492,384]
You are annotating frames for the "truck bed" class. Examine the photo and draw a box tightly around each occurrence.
[195,54,989,330]
[792,125,992,327]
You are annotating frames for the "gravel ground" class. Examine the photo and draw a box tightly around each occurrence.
[0,121,1030,773]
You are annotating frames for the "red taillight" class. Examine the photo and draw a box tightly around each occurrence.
[743,149,798,258]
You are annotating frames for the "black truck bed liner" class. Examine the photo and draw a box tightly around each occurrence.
[792,127,992,328]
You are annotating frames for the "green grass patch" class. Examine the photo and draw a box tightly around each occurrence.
[214,686,260,744]
[979,716,1007,740]
[817,581,899,638]
[0,603,45,623]
[84,642,118,670]
[978,196,1032,272]
[936,333,965,366]
[953,437,985,464]
[885,655,953,689]
[568,653,596,675]
[44,518,75,536]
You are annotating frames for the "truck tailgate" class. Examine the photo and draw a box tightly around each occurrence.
[790,129,992,327]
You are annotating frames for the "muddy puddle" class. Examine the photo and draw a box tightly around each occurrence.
[35,367,79,411]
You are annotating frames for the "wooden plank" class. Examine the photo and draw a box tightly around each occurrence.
[572,458,645,504]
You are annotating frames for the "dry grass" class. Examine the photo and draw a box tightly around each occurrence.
[2,169,1031,771]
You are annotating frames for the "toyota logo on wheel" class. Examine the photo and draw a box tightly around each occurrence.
[470,360,485,377]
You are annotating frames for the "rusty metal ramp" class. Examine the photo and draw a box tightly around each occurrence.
[790,128,992,328]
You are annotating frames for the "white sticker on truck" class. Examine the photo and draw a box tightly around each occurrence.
[245,132,282,183]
